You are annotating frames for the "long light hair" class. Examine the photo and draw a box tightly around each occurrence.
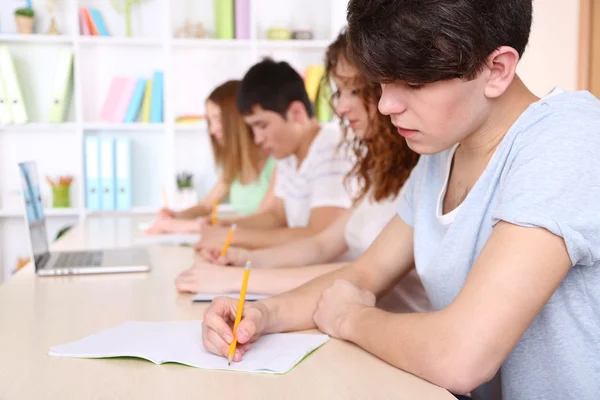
[207,80,264,184]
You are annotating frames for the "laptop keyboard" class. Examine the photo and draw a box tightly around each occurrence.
[55,251,103,267]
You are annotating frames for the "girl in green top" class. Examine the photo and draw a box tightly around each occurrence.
[147,80,276,234]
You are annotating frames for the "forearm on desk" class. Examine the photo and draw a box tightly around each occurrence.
[249,236,341,268]
[226,210,286,230]
[232,226,325,250]
[223,262,347,295]
[175,204,209,219]
[261,263,365,333]
[343,307,471,394]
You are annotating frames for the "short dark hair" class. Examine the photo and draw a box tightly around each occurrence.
[346,0,533,83]
[237,58,314,118]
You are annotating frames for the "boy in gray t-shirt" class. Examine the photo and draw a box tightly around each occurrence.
[397,88,600,399]
[200,2,600,399]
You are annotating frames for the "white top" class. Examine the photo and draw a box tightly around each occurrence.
[345,192,431,313]
[274,128,354,228]
[436,144,461,226]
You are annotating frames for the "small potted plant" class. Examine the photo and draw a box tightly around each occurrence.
[175,172,196,208]
[14,8,35,34]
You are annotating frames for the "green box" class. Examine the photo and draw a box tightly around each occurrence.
[52,185,70,208]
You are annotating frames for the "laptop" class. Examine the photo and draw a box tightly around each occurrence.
[19,161,152,276]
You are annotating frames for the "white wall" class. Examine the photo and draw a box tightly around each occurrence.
[518,0,581,96]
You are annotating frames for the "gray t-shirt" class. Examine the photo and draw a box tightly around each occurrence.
[397,89,600,400]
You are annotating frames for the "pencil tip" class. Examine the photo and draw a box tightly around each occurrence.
[228,362,231,366]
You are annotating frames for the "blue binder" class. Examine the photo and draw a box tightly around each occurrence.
[123,78,146,123]
[88,8,110,36]
[114,137,132,210]
[84,136,101,210]
[99,137,116,210]
[150,71,163,123]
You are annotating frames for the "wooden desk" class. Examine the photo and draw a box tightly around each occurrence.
[0,216,454,399]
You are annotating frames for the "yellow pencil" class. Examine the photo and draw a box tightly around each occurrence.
[228,261,251,365]
[220,224,237,257]
[211,201,218,225]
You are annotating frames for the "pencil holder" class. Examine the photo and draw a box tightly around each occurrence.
[52,185,70,208]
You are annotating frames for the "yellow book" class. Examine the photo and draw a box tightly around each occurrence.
[141,79,153,123]
[304,64,325,103]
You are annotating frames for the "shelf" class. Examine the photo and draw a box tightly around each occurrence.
[0,208,81,218]
[77,36,164,47]
[0,123,77,132]
[85,207,158,216]
[256,39,330,49]
[83,123,165,132]
[0,34,75,45]
[172,38,251,49]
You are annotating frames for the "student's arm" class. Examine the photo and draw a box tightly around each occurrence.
[176,261,348,295]
[224,195,287,230]
[201,216,415,357]
[174,177,229,219]
[224,205,347,249]
[332,222,571,394]
[210,209,352,267]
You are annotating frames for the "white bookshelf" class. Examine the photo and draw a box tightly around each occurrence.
[0,0,348,282]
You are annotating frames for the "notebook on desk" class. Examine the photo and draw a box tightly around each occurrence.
[49,320,329,374]
[19,161,151,276]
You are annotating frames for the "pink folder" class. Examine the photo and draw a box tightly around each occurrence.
[99,77,136,123]
[79,8,91,36]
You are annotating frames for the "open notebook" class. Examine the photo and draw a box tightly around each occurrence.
[49,320,329,374]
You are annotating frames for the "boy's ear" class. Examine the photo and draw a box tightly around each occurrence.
[483,46,519,99]
[285,100,309,123]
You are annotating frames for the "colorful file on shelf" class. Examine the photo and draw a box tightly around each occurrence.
[47,47,74,123]
[140,79,153,123]
[150,71,163,123]
[235,0,250,39]
[214,0,234,39]
[88,8,110,37]
[113,78,136,123]
[0,46,28,124]
[99,137,116,210]
[79,8,91,36]
[85,136,101,210]
[100,77,136,123]
[124,78,146,123]
[114,137,132,210]
[82,8,99,36]
[100,77,126,122]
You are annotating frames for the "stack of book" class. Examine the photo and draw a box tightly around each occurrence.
[99,71,164,123]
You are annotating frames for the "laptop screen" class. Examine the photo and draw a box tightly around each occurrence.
[18,162,50,267]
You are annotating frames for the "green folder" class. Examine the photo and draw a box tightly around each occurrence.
[316,81,332,123]
[47,48,74,123]
[0,46,28,124]
[214,0,234,39]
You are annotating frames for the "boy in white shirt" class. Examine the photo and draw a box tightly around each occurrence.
[197,59,354,250]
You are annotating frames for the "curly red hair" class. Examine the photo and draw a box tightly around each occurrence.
[324,30,419,203]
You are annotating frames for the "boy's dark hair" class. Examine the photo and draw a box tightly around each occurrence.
[237,58,314,118]
[346,0,533,84]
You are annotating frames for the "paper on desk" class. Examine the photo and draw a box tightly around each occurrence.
[192,292,270,302]
[49,321,329,374]
[133,233,201,246]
